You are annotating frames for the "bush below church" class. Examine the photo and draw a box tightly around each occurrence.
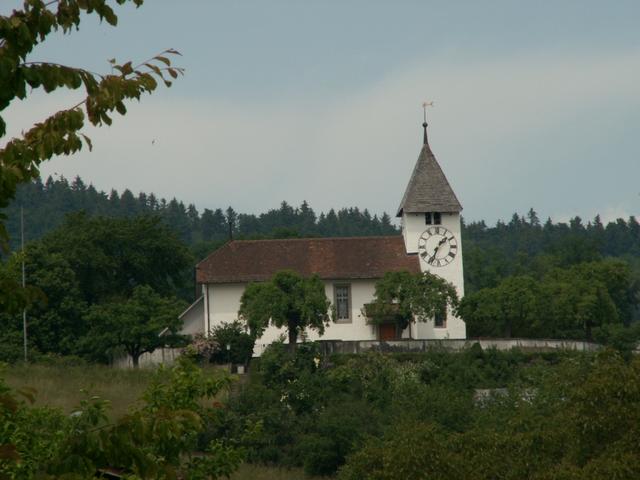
[214,343,579,477]
[338,350,640,479]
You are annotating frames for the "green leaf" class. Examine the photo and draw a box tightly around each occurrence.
[155,55,171,66]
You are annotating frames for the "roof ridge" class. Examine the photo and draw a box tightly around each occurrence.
[224,235,402,244]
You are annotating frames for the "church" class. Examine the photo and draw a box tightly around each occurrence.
[179,120,466,354]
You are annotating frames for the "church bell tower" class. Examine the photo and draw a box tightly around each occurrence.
[397,117,466,339]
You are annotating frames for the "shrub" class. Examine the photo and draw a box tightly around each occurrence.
[298,399,382,476]
[339,422,466,480]
[210,321,255,365]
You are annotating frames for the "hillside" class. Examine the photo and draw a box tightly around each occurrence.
[2,176,398,251]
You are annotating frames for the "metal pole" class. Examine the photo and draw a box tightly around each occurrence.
[21,205,27,363]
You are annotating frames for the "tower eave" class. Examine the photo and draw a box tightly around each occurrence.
[398,204,464,218]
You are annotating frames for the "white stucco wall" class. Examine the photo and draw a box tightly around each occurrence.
[202,283,246,333]
[178,296,205,336]
[402,211,466,339]
[196,277,455,355]
[202,279,391,356]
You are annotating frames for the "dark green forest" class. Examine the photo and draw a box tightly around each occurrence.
[3,176,398,252]
[6,176,640,285]
[1,176,639,362]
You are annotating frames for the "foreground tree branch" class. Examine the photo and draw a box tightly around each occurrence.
[0,0,183,251]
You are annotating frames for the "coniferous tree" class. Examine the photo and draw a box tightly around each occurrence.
[120,189,137,216]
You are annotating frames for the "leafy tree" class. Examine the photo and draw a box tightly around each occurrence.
[35,212,193,302]
[0,252,38,315]
[0,252,42,360]
[0,1,182,244]
[83,285,186,367]
[462,260,638,340]
[365,271,459,332]
[534,260,637,340]
[460,275,540,338]
[18,244,88,355]
[461,244,509,292]
[541,271,619,341]
[239,270,330,350]
[0,249,45,360]
[0,213,193,360]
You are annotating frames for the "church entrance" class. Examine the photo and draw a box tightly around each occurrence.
[379,323,397,341]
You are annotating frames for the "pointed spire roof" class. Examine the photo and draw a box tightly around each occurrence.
[396,124,462,217]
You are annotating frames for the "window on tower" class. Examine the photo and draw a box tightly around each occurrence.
[426,212,442,225]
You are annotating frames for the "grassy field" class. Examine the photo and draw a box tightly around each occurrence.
[1,363,327,479]
[231,465,327,480]
[2,362,155,419]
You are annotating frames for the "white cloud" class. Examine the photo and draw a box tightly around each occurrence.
[3,48,639,223]
[553,205,637,225]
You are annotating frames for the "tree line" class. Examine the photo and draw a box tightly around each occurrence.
[1,177,639,362]
[2,176,398,251]
[463,209,640,293]
[461,210,640,341]
[5,177,639,276]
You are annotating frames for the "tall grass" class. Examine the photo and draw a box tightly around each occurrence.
[2,363,328,478]
[2,363,154,419]
[231,464,328,480]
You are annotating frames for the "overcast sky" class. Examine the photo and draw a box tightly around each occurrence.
[3,1,639,224]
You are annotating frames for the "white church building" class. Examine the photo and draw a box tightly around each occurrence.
[179,121,466,354]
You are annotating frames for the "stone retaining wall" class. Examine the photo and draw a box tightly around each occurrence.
[317,338,601,355]
[112,338,602,368]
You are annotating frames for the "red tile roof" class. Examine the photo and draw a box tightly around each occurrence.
[196,236,420,284]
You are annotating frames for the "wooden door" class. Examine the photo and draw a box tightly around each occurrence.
[379,323,396,341]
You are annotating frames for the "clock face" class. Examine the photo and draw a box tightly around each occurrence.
[418,227,458,267]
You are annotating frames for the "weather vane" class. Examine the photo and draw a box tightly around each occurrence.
[421,101,434,145]
[422,101,434,123]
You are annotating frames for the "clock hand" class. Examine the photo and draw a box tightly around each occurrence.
[429,243,441,264]
[432,241,443,254]
[432,237,448,256]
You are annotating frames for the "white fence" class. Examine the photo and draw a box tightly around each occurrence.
[112,347,183,368]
